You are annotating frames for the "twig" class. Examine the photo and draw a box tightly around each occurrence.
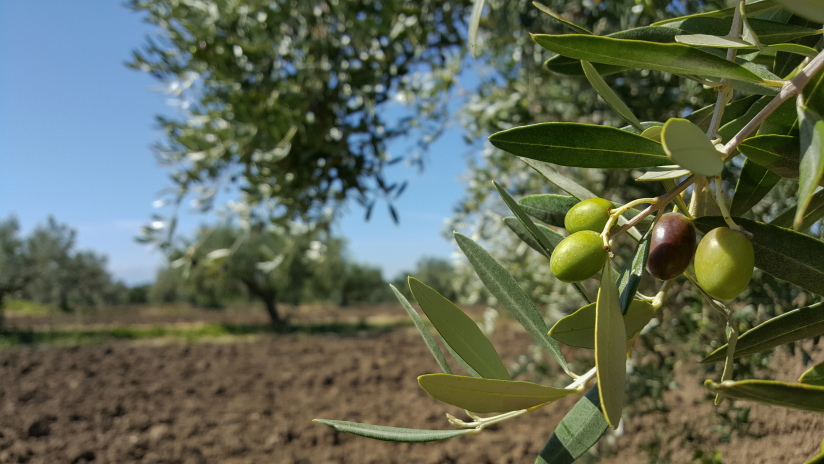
[723,50,824,156]
[611,175,699,240]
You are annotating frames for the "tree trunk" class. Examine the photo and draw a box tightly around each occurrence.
[241,279,284,329]
[263,297,283,328]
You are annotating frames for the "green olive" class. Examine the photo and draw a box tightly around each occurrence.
[565,198,613,234]
[550,231,608,283]
[694,227,755,300]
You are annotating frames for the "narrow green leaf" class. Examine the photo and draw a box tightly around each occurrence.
[694,217,824,296]
[581,61,642,130]
[502,217,593,304]
[390,284,452,375]
[640,125,663,141]
[409,278,510,380]
[518,194,579,227]
[595,262,626,428]
[503,217,563,257]
[764,43,820,58]
[550,300,655,349]
[636,165,693,181]
[739,135,803,178]
[544,27,682,76]
[651,0,780,27]
[703,303,824,363]
[535,384,608,464]
[313,419,474,443]
[687,95,762,132]
[775,0,824,22]
[520,158,645,241]
[704,379,824,413]
[770,188,824,230]
[759,98,799,136]
[804,67,824,117]
[617,228,652,315]
[418,374,575,413]
[493,183,559,259]
[730,160,782,216]
[676,34,757,49]
[661,118,724,177]
[489,123,670,169]
[795,105,824,230]
[774,15,822,79]
[520,158,598,201]
[442,337,482,378]
[454,230,572,376]
[468,0,485,58]
[741,2,763,50]
[799,361,824,386]
[533,34,773,84]
[532,2,592,35]
[517,194,652,230]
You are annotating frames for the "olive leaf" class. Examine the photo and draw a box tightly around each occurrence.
[454,230,573,377]
[549,300,655,349]
[687,95,762,132]
[468,0,485,58]
[581,61,642,130]
[390,284,452,375]
[661,118,724,177]
[313,420,474,443]
[535,384,608,464]
[409,278,510,380]
[704,379,824,413]
[795,105,824,230]
[532,1,592,35]
[702,303,824,363]
[418,374,575,413]
[739,135,803,178]
[617,228,652,315]
[489,123,670,169]
[799,361,824,386]
[775,0,824,22]
[595,261,626,429]
[651,0,780,27]
[533,34,774,84]
[730,160,782,216]
[636,165,692,181]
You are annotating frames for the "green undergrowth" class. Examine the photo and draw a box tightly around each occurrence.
[0,319,410,348]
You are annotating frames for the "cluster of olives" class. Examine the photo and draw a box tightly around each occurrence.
[549,198,755,300]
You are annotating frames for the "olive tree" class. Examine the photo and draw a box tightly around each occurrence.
[127,0,472,247]
[316,1,824,462]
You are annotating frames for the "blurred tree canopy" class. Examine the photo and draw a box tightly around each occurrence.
[0,216,129,324]
[128,0,472,246]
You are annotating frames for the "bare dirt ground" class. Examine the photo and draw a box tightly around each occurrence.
[0,305,822,464]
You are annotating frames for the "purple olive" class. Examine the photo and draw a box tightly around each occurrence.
[646,213,696,281]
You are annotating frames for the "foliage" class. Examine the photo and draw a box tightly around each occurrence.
[128,0,474,247]
[0,216,129,321]
[317,1,824,462]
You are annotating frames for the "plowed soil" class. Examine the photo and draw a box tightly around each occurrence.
[0,306,821,464]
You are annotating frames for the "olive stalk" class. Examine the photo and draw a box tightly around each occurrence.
[610,174,699,243]
[445,366,599,430]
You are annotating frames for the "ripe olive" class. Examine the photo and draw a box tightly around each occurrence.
[694,227,755,300]
[565,198,613,234]
[550,231,608,283]
[646,213,696,281]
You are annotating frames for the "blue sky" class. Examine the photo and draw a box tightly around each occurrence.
[0,2,474,285]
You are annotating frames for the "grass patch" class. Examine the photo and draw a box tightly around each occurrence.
[3,299,53,316]
[0,319,410,348]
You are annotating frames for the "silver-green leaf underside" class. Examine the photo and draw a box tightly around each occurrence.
[313,419,475,443]
[390,284,451,375]
[595,262,626,429]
